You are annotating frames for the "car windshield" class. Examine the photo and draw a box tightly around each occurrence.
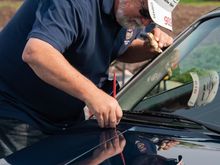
[118,17,220,128]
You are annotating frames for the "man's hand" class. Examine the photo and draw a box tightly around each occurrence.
[85,88,123,128]
[142,27,173,54]
[151,27,173,49]
[143,33,163,53]
[117,27,173,63]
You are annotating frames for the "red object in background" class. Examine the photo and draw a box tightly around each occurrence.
[113,71,117,98]
[113,71,126,165]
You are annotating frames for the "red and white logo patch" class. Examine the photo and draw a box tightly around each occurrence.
[164,16,172,27]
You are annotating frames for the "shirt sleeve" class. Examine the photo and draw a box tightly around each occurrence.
[28,0,83,53]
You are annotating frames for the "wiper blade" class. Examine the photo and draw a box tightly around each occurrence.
[123,111,220,134]
[122,112,202,129]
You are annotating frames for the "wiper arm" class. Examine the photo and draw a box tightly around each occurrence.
[175,115,220,134]
[157,113,220,134]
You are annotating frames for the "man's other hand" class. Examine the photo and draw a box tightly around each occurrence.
[85,88,123,128]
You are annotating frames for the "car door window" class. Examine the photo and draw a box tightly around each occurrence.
[133,18,220,125]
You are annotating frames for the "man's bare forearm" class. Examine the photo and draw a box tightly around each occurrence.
[117,28,173,63]
[117,39,157,63]
[22,38,123,128]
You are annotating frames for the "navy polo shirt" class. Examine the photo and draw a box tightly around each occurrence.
[0,0,141,129]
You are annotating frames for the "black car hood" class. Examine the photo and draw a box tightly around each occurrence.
[3,120,220,165]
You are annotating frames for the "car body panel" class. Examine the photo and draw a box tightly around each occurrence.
[3,120,220,165]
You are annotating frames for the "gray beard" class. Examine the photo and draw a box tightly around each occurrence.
[115,0,145,29]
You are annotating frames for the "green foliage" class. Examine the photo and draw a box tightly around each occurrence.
[170,68,216,83]
[170,44,220,83]
[181,44,220,72]
[170,68,210,83]
[181,0,220,2]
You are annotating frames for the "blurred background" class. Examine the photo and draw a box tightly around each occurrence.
[1,0,220,85]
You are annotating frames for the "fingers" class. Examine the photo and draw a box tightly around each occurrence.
[90,100,122,128]
[103,109,116,128]
[109,108,116,128]
[85,89,123,129]
[145,33,162,53]
[116,105,123,125]
[103,110,109,128]
[152,27,160,41]
[106,101,122,128]
[152,27,173,48]
[159,35,173,48]
[97,115,104,128]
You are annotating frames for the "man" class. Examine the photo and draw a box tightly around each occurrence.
[0,0,179,157]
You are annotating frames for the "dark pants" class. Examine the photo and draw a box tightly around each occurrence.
[0,118,47,158]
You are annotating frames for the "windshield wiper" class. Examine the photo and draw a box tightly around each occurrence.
[122,111,220,134]
[167,114,220,135]
[122,112,202,129]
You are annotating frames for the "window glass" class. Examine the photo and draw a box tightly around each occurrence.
[133,18,220,125]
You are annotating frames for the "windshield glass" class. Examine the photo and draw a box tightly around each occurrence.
[121,17,220,127]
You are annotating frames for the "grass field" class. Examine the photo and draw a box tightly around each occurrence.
[181,0,220,6]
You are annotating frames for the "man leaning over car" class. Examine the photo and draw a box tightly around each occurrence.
[0,0,179,158]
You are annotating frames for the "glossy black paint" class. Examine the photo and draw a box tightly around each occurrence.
[4,119,220,165]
